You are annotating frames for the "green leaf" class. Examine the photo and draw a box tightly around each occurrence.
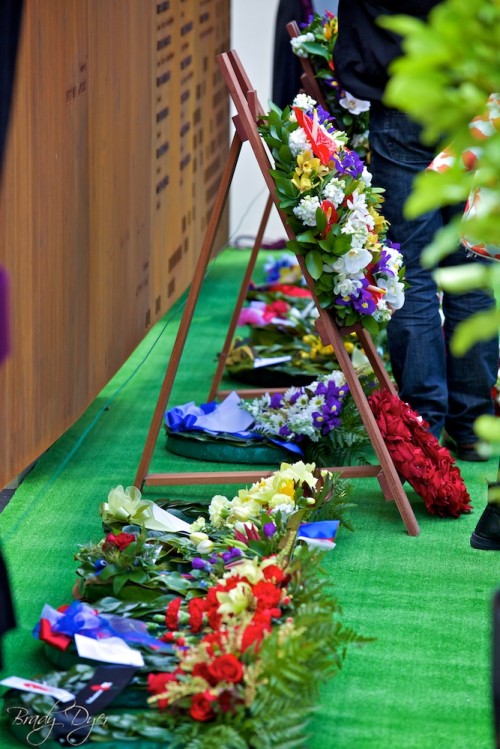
[361,315,380,337]
[305,250,324,280]
[315,206,327,233]
[300,41,330,61]
[94,563,118,581]
[112,574,129,595]
[296,230,318,245]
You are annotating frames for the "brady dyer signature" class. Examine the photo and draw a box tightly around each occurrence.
[7,700,108,746]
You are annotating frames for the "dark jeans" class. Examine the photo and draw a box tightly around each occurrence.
[369,102,498,443]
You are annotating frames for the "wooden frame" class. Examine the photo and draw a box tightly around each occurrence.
[134,50,420,537]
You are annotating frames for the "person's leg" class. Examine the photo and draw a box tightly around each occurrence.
[368,103,447,437]
[440,227,498,445]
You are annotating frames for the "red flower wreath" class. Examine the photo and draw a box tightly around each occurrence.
[368,389,472,517]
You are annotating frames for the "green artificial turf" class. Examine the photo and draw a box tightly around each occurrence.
[0,247,499,749]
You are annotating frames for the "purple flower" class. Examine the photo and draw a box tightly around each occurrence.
[222,547,244,563]
[279,424,292,438]
[314,381,327,396]
[371,250,396,277]
[263,522,277,538]
[191,557,207,570]
[333,150,364,178]
[270,393,283,408]
[351,287,377,315]
[288,389,303,405]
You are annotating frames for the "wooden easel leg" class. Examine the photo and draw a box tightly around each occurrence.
[133,134,243,490]
[207,193,274,401]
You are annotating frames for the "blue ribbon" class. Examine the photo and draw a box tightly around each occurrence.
[165,392,303,455]
[297,520,340,543]
[34,601,171,652]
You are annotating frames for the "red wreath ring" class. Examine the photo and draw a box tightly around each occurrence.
[368,389,472,518]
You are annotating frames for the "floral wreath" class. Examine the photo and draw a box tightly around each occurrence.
[368,389,472,518]
[290,11,370,158]
[259,94,406,336]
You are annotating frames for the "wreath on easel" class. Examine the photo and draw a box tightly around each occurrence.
[368,389,472,518]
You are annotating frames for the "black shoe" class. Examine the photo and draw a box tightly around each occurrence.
[470,501,500,550]
[443,435,489,462]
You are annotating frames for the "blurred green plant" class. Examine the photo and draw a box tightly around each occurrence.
[378,0,500,445]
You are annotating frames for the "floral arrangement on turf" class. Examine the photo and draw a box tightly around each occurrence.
[240,372,373,466]
[165,372,373,467]
[262,252,307,286]
[368,389,472,517]
[3,463,366,748]
[241,371,348,442]
[259,94,406,336]
[290,11,370,158]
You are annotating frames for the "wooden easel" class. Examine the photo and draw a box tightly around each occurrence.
[208,20,325,403]
[286,20,328,108]
[134,50,420,536]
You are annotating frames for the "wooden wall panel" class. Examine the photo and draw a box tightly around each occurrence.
[87,1,153,381]
[0,0,230,488]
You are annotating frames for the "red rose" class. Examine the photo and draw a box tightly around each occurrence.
[104,532,136,550]
[218,689,234,713]
[193,661,217,686]
[207,654,244,684]
[165,597,182,630]
[369,388,471,518]
[190,692,216,722]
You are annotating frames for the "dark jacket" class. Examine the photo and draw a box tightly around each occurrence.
[333,1,440,102]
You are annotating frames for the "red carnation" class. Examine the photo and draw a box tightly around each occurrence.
[207,654,244,684]
[104,532,136,550]
[190,691,216,722]
[147,671,180,710]
[252,580,282,611]
[188,597,205,633]
[202,629,229,656]
[262,564,286,584]
[165,597,182,630]
[241,619,271,652]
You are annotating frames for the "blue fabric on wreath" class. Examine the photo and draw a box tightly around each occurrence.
[33,601,172,653]
[165,391,303,455]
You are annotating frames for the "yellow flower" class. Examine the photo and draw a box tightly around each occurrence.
[368,207,388,234]
[324,18,338,40]
[291,151,329,192]
[302,333,334,359]
[224,558,264,585]
[278,461,317,489]
[291,174,314,192]
[217,581,254,617]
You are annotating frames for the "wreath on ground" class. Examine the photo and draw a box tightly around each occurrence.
[368,389,472,518]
